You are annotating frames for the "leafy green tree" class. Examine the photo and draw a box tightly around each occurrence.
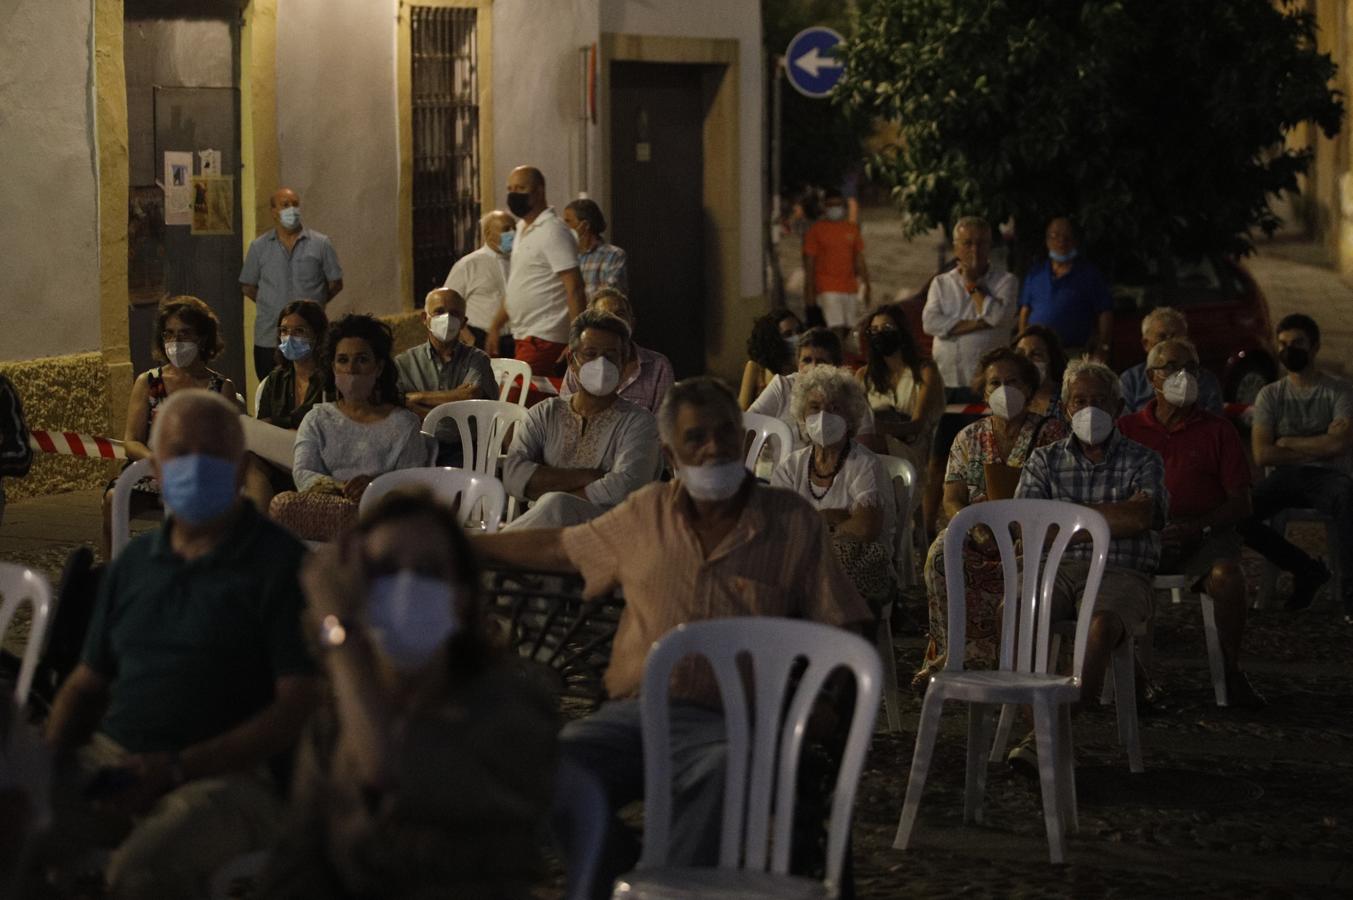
[837,0,1343,265]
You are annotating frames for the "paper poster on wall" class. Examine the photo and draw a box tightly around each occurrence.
[199,149,221,176]
[191,175,234,235]
[162,151,193,226]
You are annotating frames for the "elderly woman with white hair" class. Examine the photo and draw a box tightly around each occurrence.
[771,365,895,610]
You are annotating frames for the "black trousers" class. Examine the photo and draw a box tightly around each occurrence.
[253,345,276,380]
[1238,464,1353,603]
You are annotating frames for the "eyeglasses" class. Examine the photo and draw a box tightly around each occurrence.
[1148,361,1199,376]
[162,328,198,342]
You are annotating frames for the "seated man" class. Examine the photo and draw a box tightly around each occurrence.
[501,309,661,529]
[1118,338,1263,707]
[1239,313,1353,616]
[475,376,871,889]
[1119,307,1223,414]
[395,287,496,465]
[40,390,320,899]
[1014,359,1168,765]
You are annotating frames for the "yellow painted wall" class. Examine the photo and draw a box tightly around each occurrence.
[241,0,280,407]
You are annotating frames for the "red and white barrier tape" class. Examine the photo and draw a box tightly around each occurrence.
[28,430,126,460]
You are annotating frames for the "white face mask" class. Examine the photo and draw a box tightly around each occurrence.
[681,460,747,502]
[578,357,621,396]
[1162,370,1199,407]
[366,571,460,672]
[165,341,198,369]
[429,312,460,343]
[805,410,847,447]
[1070,406,1114,446]
[1032,360,1049,384]
[279,206,301,230]
[988,384,1026,420]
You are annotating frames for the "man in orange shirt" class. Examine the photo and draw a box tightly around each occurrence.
[803,188,872,331]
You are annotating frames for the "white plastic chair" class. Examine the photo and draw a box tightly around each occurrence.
[894,499,1110,865]
[873,454,918,734]
[741,412,794,473]
[253,373,270,417]
[613,617,881,899]
[422,399,529,477]
[491,357,533,408]
[0,565,56,706]
[1257,508,1344,609]
[1155,574,1227,706]
[359,467,507,533]
[110,457,155,559]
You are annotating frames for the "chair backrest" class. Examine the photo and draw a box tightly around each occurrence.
[253,374,269,417]
[877,454,918,577]
[358,467,507,532]
[422,399,529,477]
[638,617,881,891]
[110,457,154,559]
[741,412,795,472]
[943,499,1109,680]
[491,357,532,407]
[0,564,56,706]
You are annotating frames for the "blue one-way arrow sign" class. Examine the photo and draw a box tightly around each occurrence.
[784,26,845,98]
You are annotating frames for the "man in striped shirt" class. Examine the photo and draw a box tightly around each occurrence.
[476,376,870,885]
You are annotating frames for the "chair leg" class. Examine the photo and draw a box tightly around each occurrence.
[893,691,945,850]
[1111,636,1144,773]
[1199,593,1228,707]
[1056,703,1078,834]
[875,606,902,733]
[1326,519,1343,606]
[988,703,1016,763]
[1031,699,1067,864]
[963,704,993,824]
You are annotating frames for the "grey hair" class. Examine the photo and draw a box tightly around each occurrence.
[568,308,631,355]
[148,388,244,458]
[952,215,992,240]
[657,376,741,445]
[789,364,872,435]
[480,209,513,240]
[589,287,635,327]
[1146,337,1199,370]
[1060,358,1123,407]
[1140,306,1188,337]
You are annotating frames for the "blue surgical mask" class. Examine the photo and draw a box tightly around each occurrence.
[1049,248,1078,263]
[159,453,238,525]
[367,571,461,671]
[279,336,312,362]
[499,230,515,254]
[279,206,301,230]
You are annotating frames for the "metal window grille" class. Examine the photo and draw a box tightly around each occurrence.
[411,5,480,307]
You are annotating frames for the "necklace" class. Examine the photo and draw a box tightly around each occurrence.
[808,443,850,500]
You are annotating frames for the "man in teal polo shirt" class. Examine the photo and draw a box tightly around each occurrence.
[41,390,320,899]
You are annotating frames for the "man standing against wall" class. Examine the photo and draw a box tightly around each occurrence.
[240,188,344,379]
[563,198,628,300]
[490,167,585,377]
[446,210,514,353]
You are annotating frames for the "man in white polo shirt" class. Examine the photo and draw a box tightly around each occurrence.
[444,209,514,353]
[490,166,585,377]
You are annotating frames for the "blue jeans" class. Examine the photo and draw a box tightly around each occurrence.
[554,699,727,898]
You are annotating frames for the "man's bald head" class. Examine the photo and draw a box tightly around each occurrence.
[270,187,300,209]
[149,389,245,465]
[510,166,545,191]
[424,287,466,321]
[481,210,514,248]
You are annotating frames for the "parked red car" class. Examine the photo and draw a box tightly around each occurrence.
[894,255,1277,404]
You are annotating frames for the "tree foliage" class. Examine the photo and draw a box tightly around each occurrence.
[836,0,1344,264]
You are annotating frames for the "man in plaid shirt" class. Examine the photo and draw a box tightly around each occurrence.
[564,198,628,300]
[1012,359,1167,766]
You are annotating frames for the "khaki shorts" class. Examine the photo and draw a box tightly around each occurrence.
[1051,559,1153,632]
[1161,528,1243,582]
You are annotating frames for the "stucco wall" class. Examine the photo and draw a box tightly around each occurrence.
[491,0,600,208]
[275,0,401,320]
[0,0,101,363]
[598,0,763,300]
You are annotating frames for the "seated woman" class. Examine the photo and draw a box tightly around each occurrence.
[558,287,674,413]
[736,309,801,409]
[772,365,895,612]
[1012,323,1070,419]
[270,314,431,541]
[244,300,330,511]
[857,303,944,527]
[914,347,1067,686]
[101,295,241,558]
[256,489,558,898]
[749,327,844,450]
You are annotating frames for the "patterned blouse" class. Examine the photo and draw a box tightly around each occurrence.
[944,413,1067,504]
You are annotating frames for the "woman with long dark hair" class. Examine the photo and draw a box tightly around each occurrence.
[268,314,431,540]
[855,303,944,487]
[737,309,802,409]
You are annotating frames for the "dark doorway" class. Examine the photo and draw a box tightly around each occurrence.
[125,16,243,389]
[609,62,706,378]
